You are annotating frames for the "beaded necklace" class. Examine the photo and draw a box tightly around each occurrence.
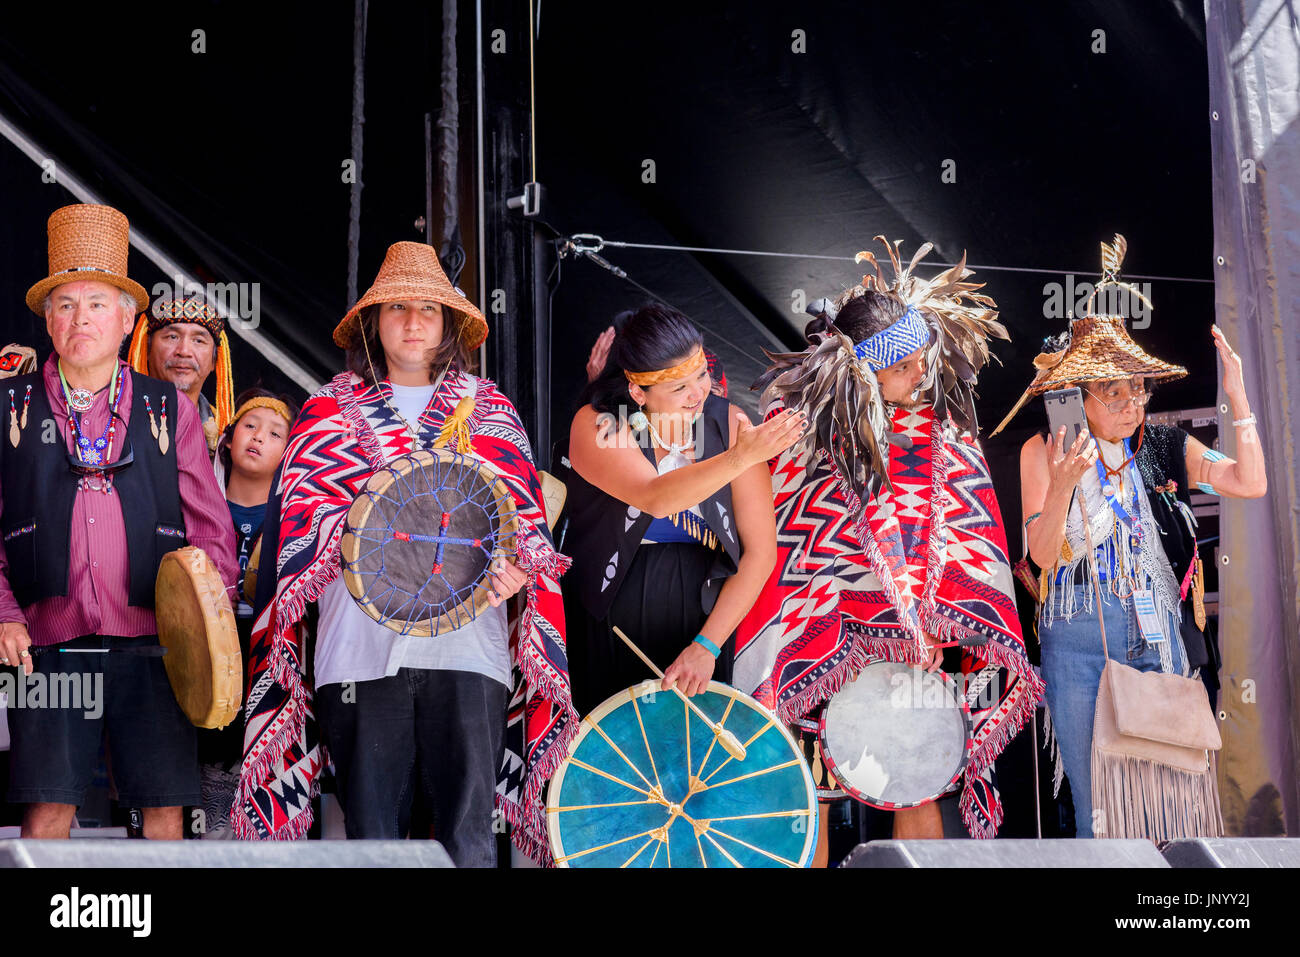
[60,362,126,468]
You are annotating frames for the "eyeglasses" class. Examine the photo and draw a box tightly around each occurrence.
[1085,389,1152,414]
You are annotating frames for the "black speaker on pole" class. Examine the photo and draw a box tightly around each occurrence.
[0,839,455,868]
[1162,838,1300,868]
[840,838,1169,868]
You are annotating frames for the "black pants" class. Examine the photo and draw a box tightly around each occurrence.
[566,542,733,719]
[314,668,507,867]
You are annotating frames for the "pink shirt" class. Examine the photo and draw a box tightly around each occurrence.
[0,357,237,645]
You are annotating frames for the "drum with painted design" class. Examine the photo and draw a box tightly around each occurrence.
[547,681,818,867]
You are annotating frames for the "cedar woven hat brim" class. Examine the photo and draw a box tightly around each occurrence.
[989,234,1187,437]
[25,204,150,316]
[333,241,488,351]
[1023,315,1187,395]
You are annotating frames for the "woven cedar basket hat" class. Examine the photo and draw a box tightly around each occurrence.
[990,234,1187,436]
[25,204,150,316]
[333,241,488,351]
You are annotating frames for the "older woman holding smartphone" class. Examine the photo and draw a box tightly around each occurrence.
[1000,241,1265,839]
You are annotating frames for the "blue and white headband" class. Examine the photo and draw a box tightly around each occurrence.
[852,305,930,371]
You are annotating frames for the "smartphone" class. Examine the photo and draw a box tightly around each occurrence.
[1043,387,1087,447]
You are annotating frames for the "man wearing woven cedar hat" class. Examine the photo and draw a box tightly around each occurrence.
[734,238,1042,858]
[0,204,237,838]
[234,241,576,865]
[998,235,1266,841]
[128,294,235,457]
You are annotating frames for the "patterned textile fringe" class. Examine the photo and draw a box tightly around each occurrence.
[773,626,919,726]
[1091,749,1224,841]
[959,769,999,840]
[332,372,386,469]
[502,536,578,865]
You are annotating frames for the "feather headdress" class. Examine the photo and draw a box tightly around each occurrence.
[755,236,1007,508]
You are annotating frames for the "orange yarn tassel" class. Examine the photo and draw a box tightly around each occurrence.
[127,314,151,375]
[215,330,234,434]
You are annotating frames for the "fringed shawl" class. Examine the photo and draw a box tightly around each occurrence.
[232,370,577,862]
[734,404,1043,837]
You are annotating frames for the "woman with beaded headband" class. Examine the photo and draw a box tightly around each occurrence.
[999,234,1266,840]
[734,237,1041,859]
[562,303,805,718]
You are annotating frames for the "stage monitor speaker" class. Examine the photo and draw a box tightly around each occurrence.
[841,838,1169,868]
[1162,838,1300,868]
[0,839,454,868]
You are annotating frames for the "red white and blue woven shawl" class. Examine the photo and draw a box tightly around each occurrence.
[232,370,577,862]
[734,404,1043,837]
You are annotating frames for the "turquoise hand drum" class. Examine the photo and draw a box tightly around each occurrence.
[546,681,818,867]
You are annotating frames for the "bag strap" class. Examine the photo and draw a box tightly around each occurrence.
[1075,479,1111,661]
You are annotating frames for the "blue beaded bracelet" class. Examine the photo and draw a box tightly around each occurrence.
[693,634,721,658]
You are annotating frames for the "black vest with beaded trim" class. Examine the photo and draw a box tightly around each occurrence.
[564,391,741,621]
[0,369,188,611]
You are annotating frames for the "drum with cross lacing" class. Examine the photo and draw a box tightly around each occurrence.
[339,449,519,636]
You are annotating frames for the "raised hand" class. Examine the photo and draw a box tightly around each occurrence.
[732,408,806,468]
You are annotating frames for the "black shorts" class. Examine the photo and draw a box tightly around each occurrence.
[4,634,199,807]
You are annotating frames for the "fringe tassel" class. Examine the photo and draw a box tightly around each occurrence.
[127,314,151,375]
[1042,703,1065,798]
[215,329,234,434]
[1090,749,1224,841]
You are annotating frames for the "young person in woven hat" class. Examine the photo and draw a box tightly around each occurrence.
[197,387,298,838]
[562,304,804,720]
[0,204,237,838]
[233,241,575,865]
[997,235,1266,840]
[127,294,235,458]
[734,238,1042,860]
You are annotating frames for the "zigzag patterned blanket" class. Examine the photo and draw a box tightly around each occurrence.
[734,405,1042,837]
[232,370,576,862]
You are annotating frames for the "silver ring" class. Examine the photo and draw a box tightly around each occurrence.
[0,658,8,665]
[18,650,30,659]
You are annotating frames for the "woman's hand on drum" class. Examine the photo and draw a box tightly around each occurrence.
[731,409,807,469]
[1044,425,1096,494]
[922,633,943,673]
[486,558,528,607]
[662,642,716,697]
[0,621,33,676]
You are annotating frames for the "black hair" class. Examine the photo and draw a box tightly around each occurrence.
[804,290,908,344]
[218,386,301,485]
[344,303,472,389]
[578,303,704,422]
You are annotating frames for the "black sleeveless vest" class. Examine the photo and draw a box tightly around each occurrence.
[565,392,741,620]
[0,369,187,610]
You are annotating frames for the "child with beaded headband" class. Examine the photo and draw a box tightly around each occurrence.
[199,387,299,838]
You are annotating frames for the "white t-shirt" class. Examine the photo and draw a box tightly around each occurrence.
[313,381,513,690]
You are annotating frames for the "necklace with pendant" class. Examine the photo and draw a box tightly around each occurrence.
[58,361,96,413]
[63,364,125,472]
[379,368,450,452]
[647,415,697,473]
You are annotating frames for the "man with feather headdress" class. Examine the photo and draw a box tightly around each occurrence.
[734,238,1043,849]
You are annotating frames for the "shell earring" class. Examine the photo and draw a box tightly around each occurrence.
[628,405,649,433]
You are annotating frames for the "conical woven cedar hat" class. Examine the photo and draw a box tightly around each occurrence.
[989,234,1186,436]
[333,242,488,351]
[25,204,150,316]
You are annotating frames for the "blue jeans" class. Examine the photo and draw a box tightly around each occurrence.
[1040,584,1186,838]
